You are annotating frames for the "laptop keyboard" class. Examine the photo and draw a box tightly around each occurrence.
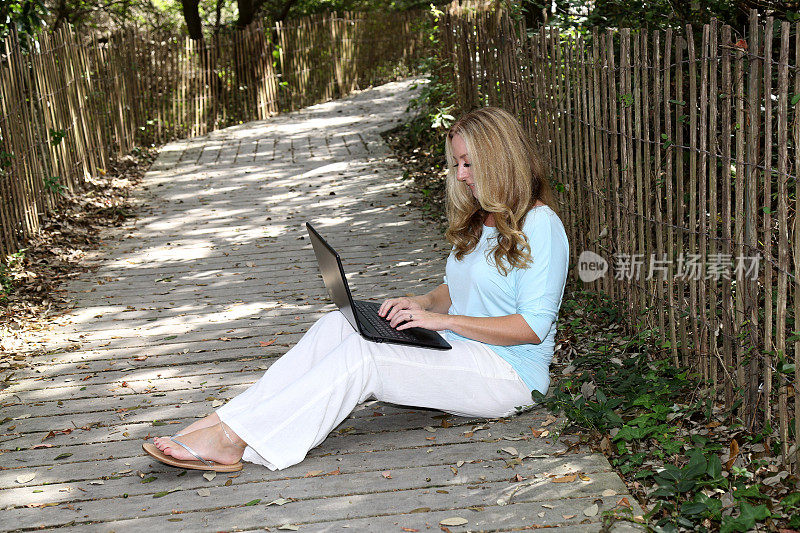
[353,301,419,341]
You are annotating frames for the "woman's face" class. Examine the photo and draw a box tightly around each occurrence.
[451,133,476,198]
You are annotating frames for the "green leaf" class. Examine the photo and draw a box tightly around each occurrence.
[721,502,770,533]
[669,99,686,105]
[152,420,167,426]
[683,449,708,480]
[782,492,800,508]
[244,499,261,506]
[141,476,157,484]
[153,491,170,498]
[707,454,722,479]
[54,453,72,460]
[735,485,769,500]
[681,500,708,516]
[791,94,800,106]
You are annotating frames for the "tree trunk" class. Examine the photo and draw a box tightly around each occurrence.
[236,0,256,29]
[182,0,203,40]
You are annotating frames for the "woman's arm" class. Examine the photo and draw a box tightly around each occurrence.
[416,284,452,314]
[389,310,540,346]
[445,313,540,345]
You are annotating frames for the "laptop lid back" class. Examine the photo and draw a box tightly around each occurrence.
[306,223,361,332]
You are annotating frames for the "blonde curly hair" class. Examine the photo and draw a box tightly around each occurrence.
[445,107,556,275]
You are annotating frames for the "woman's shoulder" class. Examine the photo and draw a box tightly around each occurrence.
[522,203,564,233]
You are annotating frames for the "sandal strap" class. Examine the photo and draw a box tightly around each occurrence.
[219,422,246,449]
[171,437,214,467]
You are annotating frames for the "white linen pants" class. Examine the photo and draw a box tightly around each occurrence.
[216,310,533,470]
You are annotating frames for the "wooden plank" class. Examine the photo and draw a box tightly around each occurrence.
[578,33,596,287]
[794,21,800,474]
[632,31,645,317]
[606,29,621,301]
[652,29,665,347]
[775,20,791,462]
[698,23,711,381]
[745,9,760,428]
[720,24,734,408]
[640,30,655,329]
[707,20,720,388]
[620,29,635,320]
[675,35,688,365]
[762,16,775,435]
[590,29,607,294]
[687,26,701,371]
[598,31,614,298]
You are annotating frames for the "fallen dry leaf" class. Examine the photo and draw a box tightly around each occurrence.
[541,415,558,427]
[562,514,577,519]
[267,498,291,506]
[552,474,576,483]
[579,474,591,481]
[401,528,419,532]
[439,517,468,526]
[203,472,216,482]
[500,447,518,456]
[382,471,392,479]
[583,503,599,516]
[16,472,36,484]
[305,470,323,477]
[726,439,740,470]
[197,488,211,497]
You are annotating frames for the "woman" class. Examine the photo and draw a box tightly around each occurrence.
[143,107,570,472]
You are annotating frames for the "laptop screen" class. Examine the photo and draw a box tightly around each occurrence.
[306,223,360,332]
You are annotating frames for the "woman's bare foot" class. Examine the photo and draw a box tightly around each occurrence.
[153,413,220,449]
[153,422,246,465]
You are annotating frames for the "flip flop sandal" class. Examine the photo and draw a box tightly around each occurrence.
[142,438,243,472]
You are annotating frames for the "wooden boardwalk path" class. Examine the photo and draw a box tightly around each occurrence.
[0,80,644,531]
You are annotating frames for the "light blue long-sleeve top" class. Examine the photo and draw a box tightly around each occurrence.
[443,205,570,395]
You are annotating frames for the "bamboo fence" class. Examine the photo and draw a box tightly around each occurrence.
[0,10,427,259]
[440,10,799,467]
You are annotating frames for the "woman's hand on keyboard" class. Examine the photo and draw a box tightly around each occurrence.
[378,296,425,323]
[388,309,451,332]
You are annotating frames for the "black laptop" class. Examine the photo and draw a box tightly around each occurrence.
[306,222,451,350]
